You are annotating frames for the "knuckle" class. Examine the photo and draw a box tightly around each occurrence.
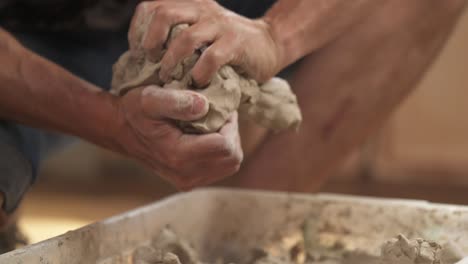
[220,149,243,176]
[155,6,175,22]
[218,141,235,157]
[178,31,197,49]
[142,38,155,51]
[206,49,223,65]
[135,2,149,16]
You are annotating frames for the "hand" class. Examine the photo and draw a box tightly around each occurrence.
[128,0,283,87]
[115,85,243,190]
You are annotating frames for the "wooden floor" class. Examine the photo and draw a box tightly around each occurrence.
[19,189,152,243]
[19,175,173,243]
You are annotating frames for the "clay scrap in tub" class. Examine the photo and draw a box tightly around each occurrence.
[131,227,306,264]
[130,227,466,264]
[111,24,302,133]
[380,234,464,264]
[132,227,201,264]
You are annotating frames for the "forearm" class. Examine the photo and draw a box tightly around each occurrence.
[263,0,379,69]
[0,29,120,150]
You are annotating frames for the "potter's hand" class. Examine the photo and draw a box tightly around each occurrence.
[129,0,282,86]
[117,86,243,189]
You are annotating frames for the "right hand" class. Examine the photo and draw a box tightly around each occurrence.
[115,85,243,190]
[128,0,283,87]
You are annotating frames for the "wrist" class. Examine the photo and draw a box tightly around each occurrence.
[75,90,126,153]
[257,17,288,73]
[261,10,308,70]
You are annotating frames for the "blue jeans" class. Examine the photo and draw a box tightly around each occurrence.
[0,0,277,213]
[0,29,129,213]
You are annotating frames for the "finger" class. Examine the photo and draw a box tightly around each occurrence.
[170,134,240,181]
[128,1,159,50]
[219,112,243,162]
[141,86,208,121]
[159,22,219,82]
[177,153,242,190]
[194,156,242,185]
[191,36,236,87]
[178,158,241,190]
[143,4,199,61]
[162,171,197,192]
[168,130,243,190]
[175,112,242,161]
[171,138,242,185]
[170,167,208,191]
[176,133,232,159]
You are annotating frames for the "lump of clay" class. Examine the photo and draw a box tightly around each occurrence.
[380,234,463,264]
[132,246,181,264]
[132,227,201,264]
[151,227,201,264]
[111,24,302,133]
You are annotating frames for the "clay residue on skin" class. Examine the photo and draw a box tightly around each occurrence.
[111,24,302,133]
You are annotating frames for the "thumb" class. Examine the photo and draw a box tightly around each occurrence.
[140,86,209,121]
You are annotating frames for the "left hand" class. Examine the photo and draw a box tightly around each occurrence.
[115,85,243,190]
[129,0,283,87]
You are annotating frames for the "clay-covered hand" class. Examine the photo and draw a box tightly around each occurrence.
[128,0,282,87]
[116,85,243,189]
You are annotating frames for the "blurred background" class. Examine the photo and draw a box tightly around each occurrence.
[20,10,468,244]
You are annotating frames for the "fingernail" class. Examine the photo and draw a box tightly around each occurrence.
[190,93,208,116]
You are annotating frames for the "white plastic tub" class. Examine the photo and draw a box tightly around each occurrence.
[0,188,467,263]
